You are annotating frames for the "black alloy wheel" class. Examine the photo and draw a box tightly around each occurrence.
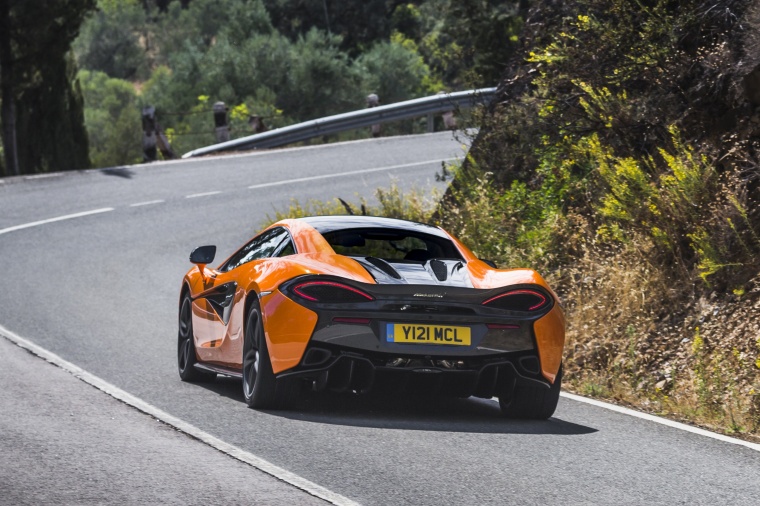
[242,307,262,405]
[177,295,216,382]
[242,300,298,409]
[499,364,563,419]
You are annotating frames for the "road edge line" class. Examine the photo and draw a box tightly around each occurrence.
[0,324,360,506]
[559,391,760,452]
[247,158,457,190]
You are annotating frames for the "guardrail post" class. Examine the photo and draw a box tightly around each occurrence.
[141,106,157,162]
[442,109,457,130]
[156,126,175,160]
[439,91,457,130]
[366,94,381,137]
[213,101,230,143]
[248,114,268,134]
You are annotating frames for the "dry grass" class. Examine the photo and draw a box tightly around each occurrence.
[554,217,760,441]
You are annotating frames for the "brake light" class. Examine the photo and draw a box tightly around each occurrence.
[482,289,548,311]
[293,281,374,303]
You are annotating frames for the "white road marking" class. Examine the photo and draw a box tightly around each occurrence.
[248,158,456,190]
[186,191,223,198]
[558,392,760,452]
[129,200,165,207]
[24,173,63,180]
[0,208,114,236]
[0,324,359,506]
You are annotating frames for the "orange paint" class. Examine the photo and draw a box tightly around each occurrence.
[445,227,566,381]
[533,304,566,383]
[260,291,318,374]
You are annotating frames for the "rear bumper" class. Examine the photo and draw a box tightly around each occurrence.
[278,344,550,398]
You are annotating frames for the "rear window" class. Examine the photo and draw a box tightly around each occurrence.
[322,228,463,262]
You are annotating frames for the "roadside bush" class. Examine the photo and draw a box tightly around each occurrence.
[276,29,365,121]
[266,180,442,230]
[357,35,436,106]
[79,70,142,168]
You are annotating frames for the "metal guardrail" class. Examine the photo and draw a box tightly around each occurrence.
[181,87,497,158]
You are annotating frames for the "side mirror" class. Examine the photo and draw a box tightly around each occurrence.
[480,258,498,268]
[190,245,216,265]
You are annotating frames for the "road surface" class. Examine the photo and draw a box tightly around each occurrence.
[1,132,758,505]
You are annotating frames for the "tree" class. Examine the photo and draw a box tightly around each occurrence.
[79,70,142,168]
[440,0,524,86]
[276,29,364,120]
[73,0,148,80]
[0,0,96,176]
[263,0,405,54]
[357,36,435,104]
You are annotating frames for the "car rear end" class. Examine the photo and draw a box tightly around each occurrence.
[273,274,564,400]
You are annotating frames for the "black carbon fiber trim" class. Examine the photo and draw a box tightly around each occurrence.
[192,282,237,325]
[278,345,549,398]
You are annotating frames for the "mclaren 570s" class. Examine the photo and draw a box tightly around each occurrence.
[178,215,565,418]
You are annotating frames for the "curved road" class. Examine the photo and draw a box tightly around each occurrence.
[1,132,758,505]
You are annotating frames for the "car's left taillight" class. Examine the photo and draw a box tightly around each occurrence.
[292,280,375,303]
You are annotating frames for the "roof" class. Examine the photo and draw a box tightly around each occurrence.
[298,215,449,238]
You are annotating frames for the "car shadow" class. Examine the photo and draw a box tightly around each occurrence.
[201,376,597,436]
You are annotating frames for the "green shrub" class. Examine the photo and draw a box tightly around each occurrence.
[79,70,142,168]
[74,0,148,80]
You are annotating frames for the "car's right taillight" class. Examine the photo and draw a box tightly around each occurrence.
[481,289,549,312]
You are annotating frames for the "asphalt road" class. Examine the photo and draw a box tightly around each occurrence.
[1,132,758,505]
[0,336,324,505]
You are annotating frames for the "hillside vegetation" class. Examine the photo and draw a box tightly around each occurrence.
[71,0,524,166]
[276,0,760,439]
[452,0,760,438]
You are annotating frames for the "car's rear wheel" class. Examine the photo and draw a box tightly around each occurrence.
[177,295,216,382]
[242,300,298,409]
[499,365,562,419]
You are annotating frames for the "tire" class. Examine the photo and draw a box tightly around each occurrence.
[242,300,298,410]
[177,295,216,382]
[499,365,562,420]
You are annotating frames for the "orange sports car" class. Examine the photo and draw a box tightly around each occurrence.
[178,216,565,418]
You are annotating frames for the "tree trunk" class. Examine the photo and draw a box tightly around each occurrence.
[0,0,19,176]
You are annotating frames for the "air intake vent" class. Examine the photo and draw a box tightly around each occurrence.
[365,256,401,279]
[429,259,448,281]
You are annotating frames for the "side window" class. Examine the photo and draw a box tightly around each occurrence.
[276,239,296,257]
[222,228,290,271]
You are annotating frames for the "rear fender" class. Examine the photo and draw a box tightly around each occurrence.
[533,304,566,383]
[259,290,318,375]
[242,278,317,374]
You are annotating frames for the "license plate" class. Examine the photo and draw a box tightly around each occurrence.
[386,323,471,346]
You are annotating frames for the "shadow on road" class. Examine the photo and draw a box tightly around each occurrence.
[201,376,597,436]
[101,167,135,179]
